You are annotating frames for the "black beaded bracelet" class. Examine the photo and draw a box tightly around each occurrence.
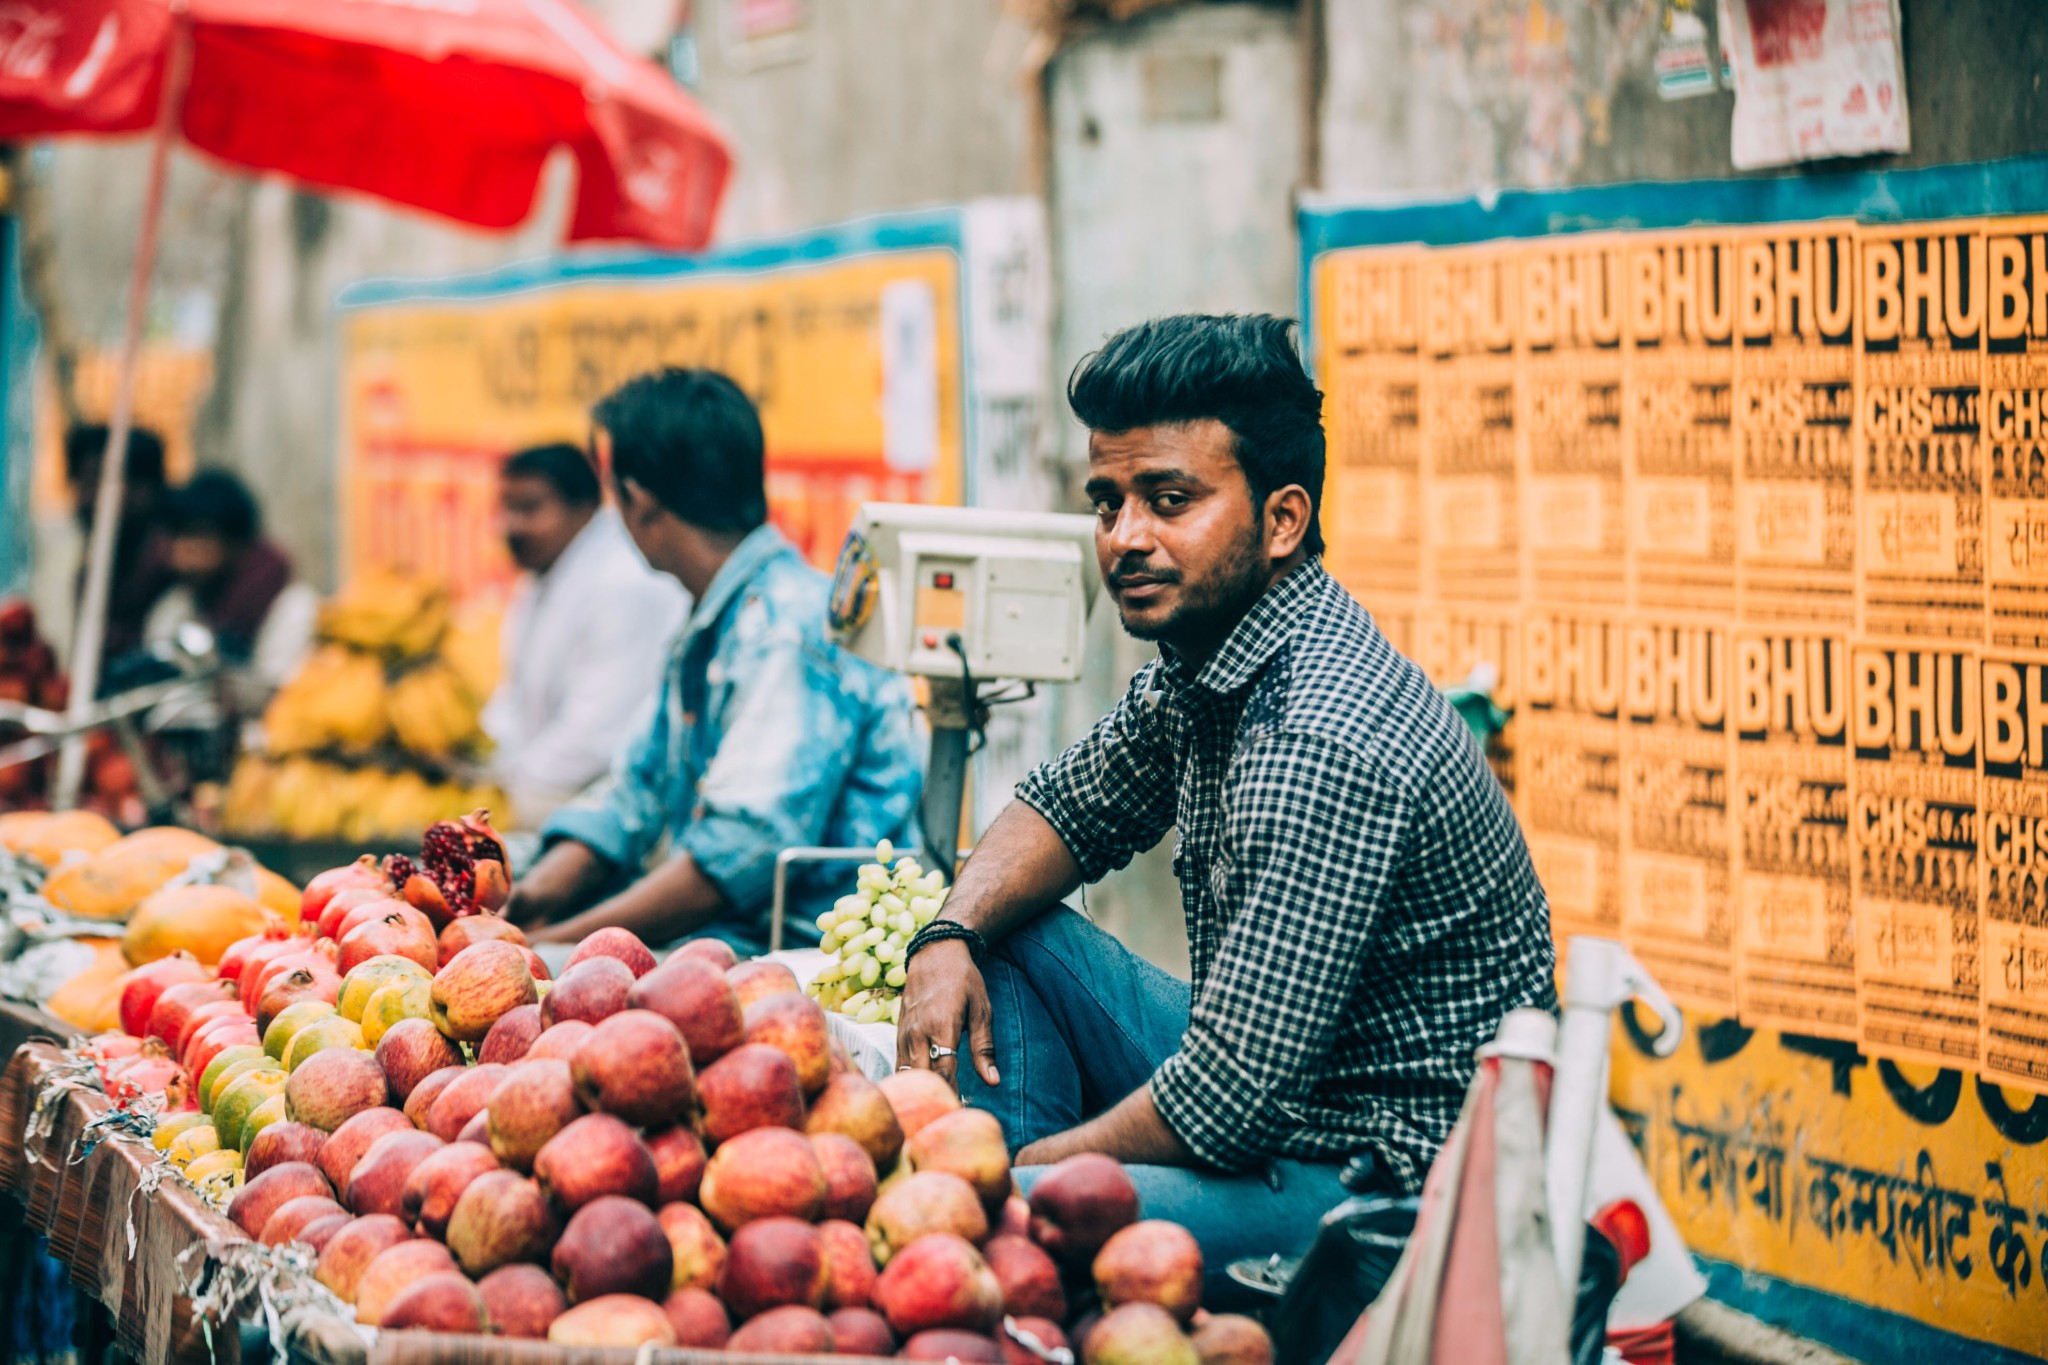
[905,920,988,965]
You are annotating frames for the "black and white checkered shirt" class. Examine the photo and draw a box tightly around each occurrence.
[1017,559,1555,1192]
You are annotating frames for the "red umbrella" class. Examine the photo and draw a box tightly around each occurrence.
[0,0,732,802]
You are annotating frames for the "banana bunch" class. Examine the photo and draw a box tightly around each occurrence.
[387,662,484,760]
[262,645,390,754]
[221,757,279,837]
[223,754,510,843]
[270,757,349,840]
[316,571,450,660]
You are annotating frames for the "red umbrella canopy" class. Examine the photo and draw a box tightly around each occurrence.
[0,0,730,248]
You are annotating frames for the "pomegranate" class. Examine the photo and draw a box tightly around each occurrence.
[316,886,399,942]
[146,980,235,1048]
[117,954,209,1039]
[219,924,298,989]
[395,811,508,926]
[301,856,394,931]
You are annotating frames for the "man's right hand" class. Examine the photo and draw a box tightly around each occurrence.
[896,938,999,1089]
[504,841,603,928]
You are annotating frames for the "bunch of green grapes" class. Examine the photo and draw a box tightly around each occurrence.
[806,840,946,1024]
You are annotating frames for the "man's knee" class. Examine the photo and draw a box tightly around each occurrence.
[996,903,1103,965]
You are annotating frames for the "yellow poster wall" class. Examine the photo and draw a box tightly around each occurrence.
[337,239,965,614]
[1312,203,2048,1360]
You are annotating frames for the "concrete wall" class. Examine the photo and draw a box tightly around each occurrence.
[1041,3,1307,973]
[1318,0,2048,197]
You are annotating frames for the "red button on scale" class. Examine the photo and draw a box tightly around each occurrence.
[922,632,939,648]
[933,572,954,588]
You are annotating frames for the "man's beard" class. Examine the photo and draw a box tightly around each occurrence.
[1111,527,1270,650]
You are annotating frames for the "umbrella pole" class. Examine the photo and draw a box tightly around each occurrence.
[54,24,193,810]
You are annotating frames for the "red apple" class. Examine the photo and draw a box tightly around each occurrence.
[438,913,526,969]
[552,1195,673,1303]
[819,1217,878,1310]
[717,1215,827,1319]
[476,1002,543,1065]
[566,926,657,978]
[673,938,739,971]
[457,1109,488,1145]
[570,1009,694,1127]
[533,1112,659,1210]
[518,947,551,983]
[872,1232,1003,1336]
[908,1107,1011,1209]
[1094,1220,1203,1323]
[742,990,832,1094]
[812,1131,879,1223]
[403,1140,501,1238]
[313,1213,413,1302]
[726,959,800,1009]
[354,1239,458,1324]
[318,1107,413,1191]
[829,1307,897,1357]
[425,1062,510,1141]
[728,1305,834,1355]
[806,1070,906,1169]
[372,1017,464,1102]
[879,1069,963,1142]
[525,1019,594,1060]
[984,1233,1066,1321]
[1083,1303,1199,1365]
[477,1262,567,1339]
[298,1214,353,1253]
[867,1171,989,1262]
[401,1066,462,1129]
[698,1125,827,1231]
[539,956,634,1027]
[486,1057,583,1171]
[547,1294,677,1347]
[246,1121,328,1180]
[648,1126,707,1205]
[432,941,539,1041]
[345,1129,445,1217]
[1027,1152,1140,1263]
[901,1330,1004,1362]
[627,955,745,1065]
[664,1287,732,1348]
[1190,1314,1274,1365]
[697,1042,805,1143]
[284,1046,389,1132]
[227,1162,334,1238]
[259,1194,348,1246]
[657,1200,726,1292]
[995,1195,1031,1240]
[377,1270,486,1332]
[445,1170,560,1277]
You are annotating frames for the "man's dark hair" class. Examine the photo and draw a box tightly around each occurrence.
[502,442,601,507]
[593,368,767,536]
[163,470,260,543]
[64,424,168,489]
[1067,314,1325,556]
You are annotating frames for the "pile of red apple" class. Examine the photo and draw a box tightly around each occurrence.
[91,834,1275,1362]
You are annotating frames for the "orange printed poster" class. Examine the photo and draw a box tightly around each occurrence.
[1317,246,1424,615]
[1849,644,1983,1068]
[1732,224,1859,629]
[1984,216,2048,651]
[1730,631,1856,1038]
[1626,230,1738,618]
[1518,609,1624,945]
[1409,605,1520,798]
[1420,244,1521,607]
[1979,653,2048,1093]
[1855,221,1987,642]
[1520,234,1629,610]
[1619,619,1736,1012]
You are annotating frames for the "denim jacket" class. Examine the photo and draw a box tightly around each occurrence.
[542,524,924,953]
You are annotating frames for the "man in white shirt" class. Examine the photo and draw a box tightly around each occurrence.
[483,443,688,826]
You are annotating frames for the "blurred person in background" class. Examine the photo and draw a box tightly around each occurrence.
[141,469,319,690]
[509,369,922,957]
[64,423,171,668]
[482,441,689,827]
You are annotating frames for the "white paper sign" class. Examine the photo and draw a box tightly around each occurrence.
[1722,0,1909,170]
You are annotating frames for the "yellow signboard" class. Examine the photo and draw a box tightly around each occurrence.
[338,238,966,610]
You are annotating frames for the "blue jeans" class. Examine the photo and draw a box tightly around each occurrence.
[959,908,1350,1310]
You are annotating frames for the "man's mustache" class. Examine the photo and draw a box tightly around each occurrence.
[1107,559,1181,590]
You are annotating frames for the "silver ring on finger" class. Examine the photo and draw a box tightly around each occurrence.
[928,1042,958,1061]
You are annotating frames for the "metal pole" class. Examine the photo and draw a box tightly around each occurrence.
[54,20,192,809]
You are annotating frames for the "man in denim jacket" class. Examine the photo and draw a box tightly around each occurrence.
[514,368,923,956]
